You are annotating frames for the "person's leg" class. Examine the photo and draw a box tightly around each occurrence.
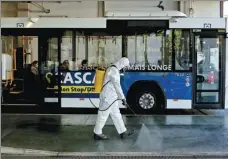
[93,101,111,139]
[110,102,135,138]
[93,110,110,135]
[110,102,127,134]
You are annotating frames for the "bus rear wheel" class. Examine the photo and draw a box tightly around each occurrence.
[138,92,156,110]
[126,82,165,114]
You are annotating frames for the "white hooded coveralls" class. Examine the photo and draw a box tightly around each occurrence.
[93,57,130,135]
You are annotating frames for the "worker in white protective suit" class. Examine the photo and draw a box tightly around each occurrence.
[93,57,135,140]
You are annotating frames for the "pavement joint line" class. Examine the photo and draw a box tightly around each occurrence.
[84,115,92,125]
[3,114,217,116]
[2,147,228,156]
[1,146,26,155]
[1,129,14,139]
[24,148,59,156]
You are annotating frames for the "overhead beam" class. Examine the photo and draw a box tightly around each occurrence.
[2,0,228,2]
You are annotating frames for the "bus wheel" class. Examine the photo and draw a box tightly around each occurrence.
[137,92,156,110]
[126,82,165,114]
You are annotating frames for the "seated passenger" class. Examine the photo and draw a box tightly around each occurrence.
[81,59,88,70]
[31,61,38,75]
[61,60,70,71]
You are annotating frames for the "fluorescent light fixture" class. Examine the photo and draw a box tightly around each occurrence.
[25,18,39,28]
[26,22,33,28]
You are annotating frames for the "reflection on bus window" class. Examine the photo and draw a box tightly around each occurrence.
[2,36,15,81]
[2,36,14,55]
[127,35,144,66]
[40,37,59,75]
[88,36,122,68]
[75,34,86,70]
[48,38,58,61]
[174,30,191,70]
[88,36,99,67]
[63,31,73,59]
[61,31,73,70]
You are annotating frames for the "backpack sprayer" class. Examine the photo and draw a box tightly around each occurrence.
[88,65,136,114]
[88,65,124,111]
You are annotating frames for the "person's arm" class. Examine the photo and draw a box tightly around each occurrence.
[109,68,125,100]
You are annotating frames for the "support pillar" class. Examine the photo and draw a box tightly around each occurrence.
[1,2,18,17]
[97,1,105,17]
[17,3,34,63]
[220,1,224,17]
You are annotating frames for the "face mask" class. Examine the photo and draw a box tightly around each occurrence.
[120,66,128,76]
[120,73,124,76]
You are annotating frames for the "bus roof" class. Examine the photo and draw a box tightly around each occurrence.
[1,17,226,29]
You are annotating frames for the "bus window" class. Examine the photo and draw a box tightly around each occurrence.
[48,38,58,61]
[126,30,172,71]
[88,35,122,68]
[2,36,14,55]
[75,34,86,70]
[88,36,99,67]
[127,35,145,66]
[103,36,122,65]
[174,30,191,71]
[147,30,172,67]
[61,31,73,71]
[2,36,15,81]
[39,37,59,73]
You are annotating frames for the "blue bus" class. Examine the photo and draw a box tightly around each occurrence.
[1,16,227,114]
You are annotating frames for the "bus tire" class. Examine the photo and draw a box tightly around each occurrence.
[126,81,166,114]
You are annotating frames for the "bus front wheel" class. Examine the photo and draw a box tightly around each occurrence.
[126,82,165,114]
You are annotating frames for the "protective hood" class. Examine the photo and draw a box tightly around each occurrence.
[113,57,130,70]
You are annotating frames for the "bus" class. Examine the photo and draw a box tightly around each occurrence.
[1,12,228,114]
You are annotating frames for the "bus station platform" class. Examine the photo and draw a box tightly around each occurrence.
[2,113,228,158]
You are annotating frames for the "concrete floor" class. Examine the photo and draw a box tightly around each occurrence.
[2,113,228,155]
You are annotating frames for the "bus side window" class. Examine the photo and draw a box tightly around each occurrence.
[88,35,122,69]
[174,30,191,71]
[127,35,146,66]
[126,31,173,71]
[76,34,86,70]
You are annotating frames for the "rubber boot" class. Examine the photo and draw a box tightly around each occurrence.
[94,133,108,140]
[120,129,135,139]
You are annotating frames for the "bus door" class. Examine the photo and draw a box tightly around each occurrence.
[39,35,61,110]
[193,30,225,109]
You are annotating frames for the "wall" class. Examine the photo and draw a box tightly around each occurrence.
[105,1,178,12]
[29,1,98,18]
[180,1,221,17]
[29,1,179,18]
[1,2,18,17]
[192,1,220,17]
[17,3,30,17]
